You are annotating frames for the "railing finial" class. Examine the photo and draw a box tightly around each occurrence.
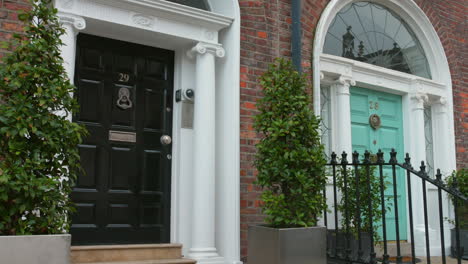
[436,169,442,183]
[389,149,398,164]
[364,150,371,164]
[377,149,384,164]
[419,161,428,177]
[331,152,337,164]
[352,151,360,164]
[341,151,348,165]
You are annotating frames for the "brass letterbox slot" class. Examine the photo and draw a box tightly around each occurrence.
[109,130,136,143]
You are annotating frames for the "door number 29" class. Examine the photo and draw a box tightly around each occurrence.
[369,101,379,110]
[118,73,130,83]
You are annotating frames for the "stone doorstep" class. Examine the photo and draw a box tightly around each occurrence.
[71,244,194,264]
[375,241,412,257]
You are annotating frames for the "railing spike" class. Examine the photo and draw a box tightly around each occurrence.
[364,150,371,164]
[377,149,384,164]
[389,149,398,164]
[405,153,411,167]
[353,151,360,164]
[436,169,442,182]
[341,151,348,165]
[419,161,427,177]
[331,152,337,164]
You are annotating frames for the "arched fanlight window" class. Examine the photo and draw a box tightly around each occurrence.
[165,0,210,11]
[323,2,431,79]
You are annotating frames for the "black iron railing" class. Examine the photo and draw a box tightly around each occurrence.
[324,150,467,264]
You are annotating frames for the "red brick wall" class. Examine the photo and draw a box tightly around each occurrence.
[239,0,467,261]
[0,0,30,60]
[0,0,466,261]
[238,0,328,261]
[412,0,468,169]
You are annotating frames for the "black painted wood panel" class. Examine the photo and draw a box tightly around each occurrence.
[71,34,174,245]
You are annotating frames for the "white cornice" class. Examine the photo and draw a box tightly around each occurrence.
[93,0,233,31]
[320,54,446,96]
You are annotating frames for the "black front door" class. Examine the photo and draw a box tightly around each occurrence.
[71,34,174,245]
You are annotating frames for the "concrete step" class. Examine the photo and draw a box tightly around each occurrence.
[71,244,192,264]
[375,241,412,257]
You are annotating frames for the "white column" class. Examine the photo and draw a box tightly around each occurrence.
[57,12,86,83]
[409,92,430,255]
[432,97,452,255]
[187,42,225,264]
[57,13,85,120]
[432,97,451,175]
[332,76,355,155]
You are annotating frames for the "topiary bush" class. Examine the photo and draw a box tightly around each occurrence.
[0,0,86,235]
[254,58,327,228]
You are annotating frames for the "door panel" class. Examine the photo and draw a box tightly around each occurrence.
[72,34,174,245]
[350,87,407,241]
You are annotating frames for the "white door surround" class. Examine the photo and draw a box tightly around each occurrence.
[55,1,241,263]
[314,0,455,256]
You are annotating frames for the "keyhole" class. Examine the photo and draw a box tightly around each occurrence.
[373,140,377,145]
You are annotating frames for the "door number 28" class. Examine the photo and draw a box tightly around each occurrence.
[118,73,130,83]
[369,101,379,110]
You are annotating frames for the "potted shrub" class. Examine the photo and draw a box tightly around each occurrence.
[0,0,86,263]
[331,155,391,262]
[248,59,327,264]
[446,169,468,259]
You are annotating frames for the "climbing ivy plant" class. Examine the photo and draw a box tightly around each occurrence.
[254,59,327,228]
[0,0,86,235]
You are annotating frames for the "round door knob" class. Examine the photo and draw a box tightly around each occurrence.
[160,135,172,145]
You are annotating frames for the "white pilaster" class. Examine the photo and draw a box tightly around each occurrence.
[432,97,452,255]
[187,42,225,264]
[432,97,451,175]
[409,92,430,255]
[57,12,86,83]
[332,76,355,155]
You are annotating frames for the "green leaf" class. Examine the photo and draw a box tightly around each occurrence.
[0,0,87,235]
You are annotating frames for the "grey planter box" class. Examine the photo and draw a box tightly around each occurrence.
[0,234,71,264]
[451,228,468,260]
[327,230,372,263]
[248,225,326,264]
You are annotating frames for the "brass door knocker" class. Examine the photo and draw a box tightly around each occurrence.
[369,114,381,130]
[116,87,133,110]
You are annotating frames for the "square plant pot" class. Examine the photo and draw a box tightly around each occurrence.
[327,230,372,263]
[451,228,468,260]
[248,225,326,264]
[0,234,71,264]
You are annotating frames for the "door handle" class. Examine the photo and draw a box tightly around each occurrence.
[160,135,172,145]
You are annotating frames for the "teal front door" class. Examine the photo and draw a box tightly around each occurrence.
[350,87,407,241]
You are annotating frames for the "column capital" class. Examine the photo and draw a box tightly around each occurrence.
[437,96,448,106]
[187,42,225,59]
[336,75,356,86]
[333,76,355,95]
[57,12,86,33]
[410,92,428,110]
[433,96,449,114]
